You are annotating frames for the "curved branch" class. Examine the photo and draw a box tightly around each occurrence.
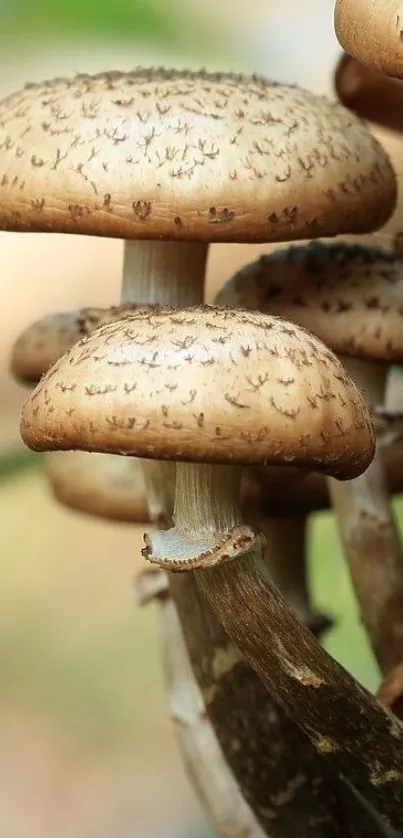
[169,572,351,837]
[195,552,403,834]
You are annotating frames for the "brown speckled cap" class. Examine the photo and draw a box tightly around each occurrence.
[10,304,137,384]
[0,68,397,242]
[20,305,374,479]
[334,52,403,132]
[44,451,150,523]
[334,0,403,79]
[216,242,403,362]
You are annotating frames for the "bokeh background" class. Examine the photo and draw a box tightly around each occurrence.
[1,1,403,836]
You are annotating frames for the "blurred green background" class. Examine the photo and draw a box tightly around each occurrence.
[0,1,399,837]
[1,0,224,60]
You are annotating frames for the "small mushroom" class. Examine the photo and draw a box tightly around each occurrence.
[217,241,403,680]
[10,305,138,385]
[22,307,403,827]
[334,0,403,79]
[334,51,403,132]
[136,568,265,838]
[44,451,153,524]
[10,305,153,523]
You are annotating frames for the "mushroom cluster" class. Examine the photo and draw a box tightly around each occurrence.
[4,60,403,837]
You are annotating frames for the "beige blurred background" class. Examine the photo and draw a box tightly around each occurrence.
[1,2,403,836]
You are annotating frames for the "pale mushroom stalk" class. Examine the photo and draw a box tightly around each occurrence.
[137,568,266,838]
[328,356,403,676]
[121,240,208,306]
[148,459,403,832]
[170,465,321,638]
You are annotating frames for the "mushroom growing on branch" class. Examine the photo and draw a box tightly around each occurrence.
[217,241,403,682]
[10,303,345,835]
[21,305,403,831]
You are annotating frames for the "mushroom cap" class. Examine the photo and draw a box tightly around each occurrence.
[20,305,375,480]
[334,0,403,79]
[45,451,151,523]
[0,68,396,243]
[334,52,403,133]
[216,242,403,362]
[10,304,138,384]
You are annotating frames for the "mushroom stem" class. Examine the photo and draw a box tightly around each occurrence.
[141,458,176,527]
[328,356,403,677]
[176,469,325,630]
[194,550,403,834]
[121,240,208,305]
[174,462,241,536]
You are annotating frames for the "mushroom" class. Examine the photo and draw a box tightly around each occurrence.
[10,304,155,521]
[334,0,403,79]
[44,451,153,524]
[334,51,403,133]
[216,240,403,680]
[10,305,137,385]
[6,67,398,835]
[22,305,403,829]
[136,568,266,838]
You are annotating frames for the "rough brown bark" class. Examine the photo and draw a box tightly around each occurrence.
[195,553,403,835]
[170,574,354,838]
